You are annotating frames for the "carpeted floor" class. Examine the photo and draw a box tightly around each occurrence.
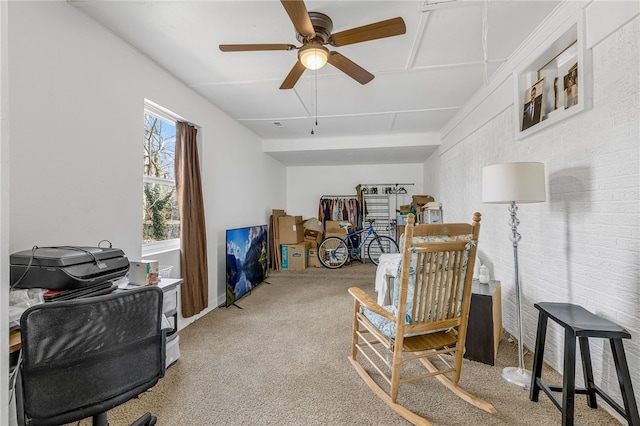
[101,263,620,426]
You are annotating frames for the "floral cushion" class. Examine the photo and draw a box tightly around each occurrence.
[362,305,413,338]
[363,233,474,338]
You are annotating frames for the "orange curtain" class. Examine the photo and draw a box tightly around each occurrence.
[175,121,208,317]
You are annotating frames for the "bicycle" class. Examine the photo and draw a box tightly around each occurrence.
[317,219,399,269]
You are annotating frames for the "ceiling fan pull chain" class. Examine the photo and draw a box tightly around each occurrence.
[311,68,318,135]
[482,0,489,86]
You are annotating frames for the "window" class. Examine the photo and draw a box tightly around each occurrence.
[143,104,180,255]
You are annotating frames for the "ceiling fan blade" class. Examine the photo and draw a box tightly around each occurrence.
[280,0,315,38]
[327,51,374,85]
[280,61,306,90]
[330,17,406,47]
[219,44,296,52]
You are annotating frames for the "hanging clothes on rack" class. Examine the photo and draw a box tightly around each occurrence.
[318,195,361,230]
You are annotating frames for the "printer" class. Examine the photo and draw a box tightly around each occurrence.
[10,246,130,290]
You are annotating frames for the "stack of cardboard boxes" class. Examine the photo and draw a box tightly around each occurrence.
[271,210,355,270]
[395,195,436,240]
[274,212,324,270]
[412,195,435,222]
[303,218,323,268]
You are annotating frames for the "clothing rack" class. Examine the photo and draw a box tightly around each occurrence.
[318,195,361,229]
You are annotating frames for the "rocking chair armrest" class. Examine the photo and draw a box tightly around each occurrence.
[348,287,395,322]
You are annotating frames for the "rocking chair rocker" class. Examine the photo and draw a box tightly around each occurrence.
[348,213,496,425]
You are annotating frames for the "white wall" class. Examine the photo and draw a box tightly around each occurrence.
[1,1,9,424]
[427,1,640,418]
[7,1,286,316]
[286,163,424,219]
[423,153,441,201]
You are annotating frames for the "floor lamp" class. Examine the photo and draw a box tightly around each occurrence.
[482,162,546,389]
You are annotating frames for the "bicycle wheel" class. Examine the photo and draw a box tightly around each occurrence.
[318,237,350,269]
[367,235,399,265]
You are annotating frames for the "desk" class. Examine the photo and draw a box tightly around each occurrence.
[10,330,21,354]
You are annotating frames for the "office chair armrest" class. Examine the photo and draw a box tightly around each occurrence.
[348,287,395,321]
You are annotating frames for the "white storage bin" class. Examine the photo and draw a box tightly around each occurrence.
[164,315,175,332]
[162,287,178,314]
[166,334,180,368]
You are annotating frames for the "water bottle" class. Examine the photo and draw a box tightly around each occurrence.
[479,264,490,284]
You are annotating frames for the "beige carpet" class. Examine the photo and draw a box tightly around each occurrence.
[102,263,620,426]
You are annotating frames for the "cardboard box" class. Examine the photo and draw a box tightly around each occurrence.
[303,218,324,233]
[129,260,159,286]
[271,209,287,271]
[324,220,348,239]
[399,204,411,213]
[304,229,322,246]
[278,215,304,244]
[412,195,435,209]
[308,248,321,268]
[281,242,310,270]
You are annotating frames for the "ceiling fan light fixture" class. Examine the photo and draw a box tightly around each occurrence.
[298,45,329,70]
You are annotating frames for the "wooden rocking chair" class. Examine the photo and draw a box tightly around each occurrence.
[348,213,496,425]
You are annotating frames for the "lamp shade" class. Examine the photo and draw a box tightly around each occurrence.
[299,45,329,70]
[482,162,546,204]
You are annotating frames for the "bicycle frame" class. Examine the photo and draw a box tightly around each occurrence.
[343,222,377,252]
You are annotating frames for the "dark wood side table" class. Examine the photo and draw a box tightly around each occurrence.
[465,279,502,366]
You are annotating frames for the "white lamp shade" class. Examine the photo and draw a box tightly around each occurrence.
[299,46,329,70]
[482,162,546,204]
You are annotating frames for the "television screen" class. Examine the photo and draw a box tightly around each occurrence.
[226,224,269,306]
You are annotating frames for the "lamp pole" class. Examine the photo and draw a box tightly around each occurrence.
[501,201,531,388]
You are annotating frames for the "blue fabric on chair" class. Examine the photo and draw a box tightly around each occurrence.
[363,233,473,338]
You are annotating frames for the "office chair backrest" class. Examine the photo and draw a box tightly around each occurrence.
[17,286,165,426]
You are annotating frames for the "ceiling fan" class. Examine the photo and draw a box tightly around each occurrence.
[219,0,406,89]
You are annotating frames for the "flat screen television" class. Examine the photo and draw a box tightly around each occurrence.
[225,224,269,307]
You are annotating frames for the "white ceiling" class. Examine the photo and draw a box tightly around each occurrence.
[69,0,560,166]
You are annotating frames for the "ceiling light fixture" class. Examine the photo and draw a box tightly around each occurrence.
[298,44,329,70]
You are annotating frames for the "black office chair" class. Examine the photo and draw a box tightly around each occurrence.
[15,286,166,426]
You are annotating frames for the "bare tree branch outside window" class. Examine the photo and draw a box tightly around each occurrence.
[143,113,180,243]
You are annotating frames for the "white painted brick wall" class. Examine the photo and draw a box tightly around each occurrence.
[437,15,639,417]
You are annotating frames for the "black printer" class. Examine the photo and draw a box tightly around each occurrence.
[10,246,130,290]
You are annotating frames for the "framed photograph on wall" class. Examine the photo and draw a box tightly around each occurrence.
[521,78,545,131]
[514,15,592,140]
[537,41,578,116]
[564,63,578,109]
